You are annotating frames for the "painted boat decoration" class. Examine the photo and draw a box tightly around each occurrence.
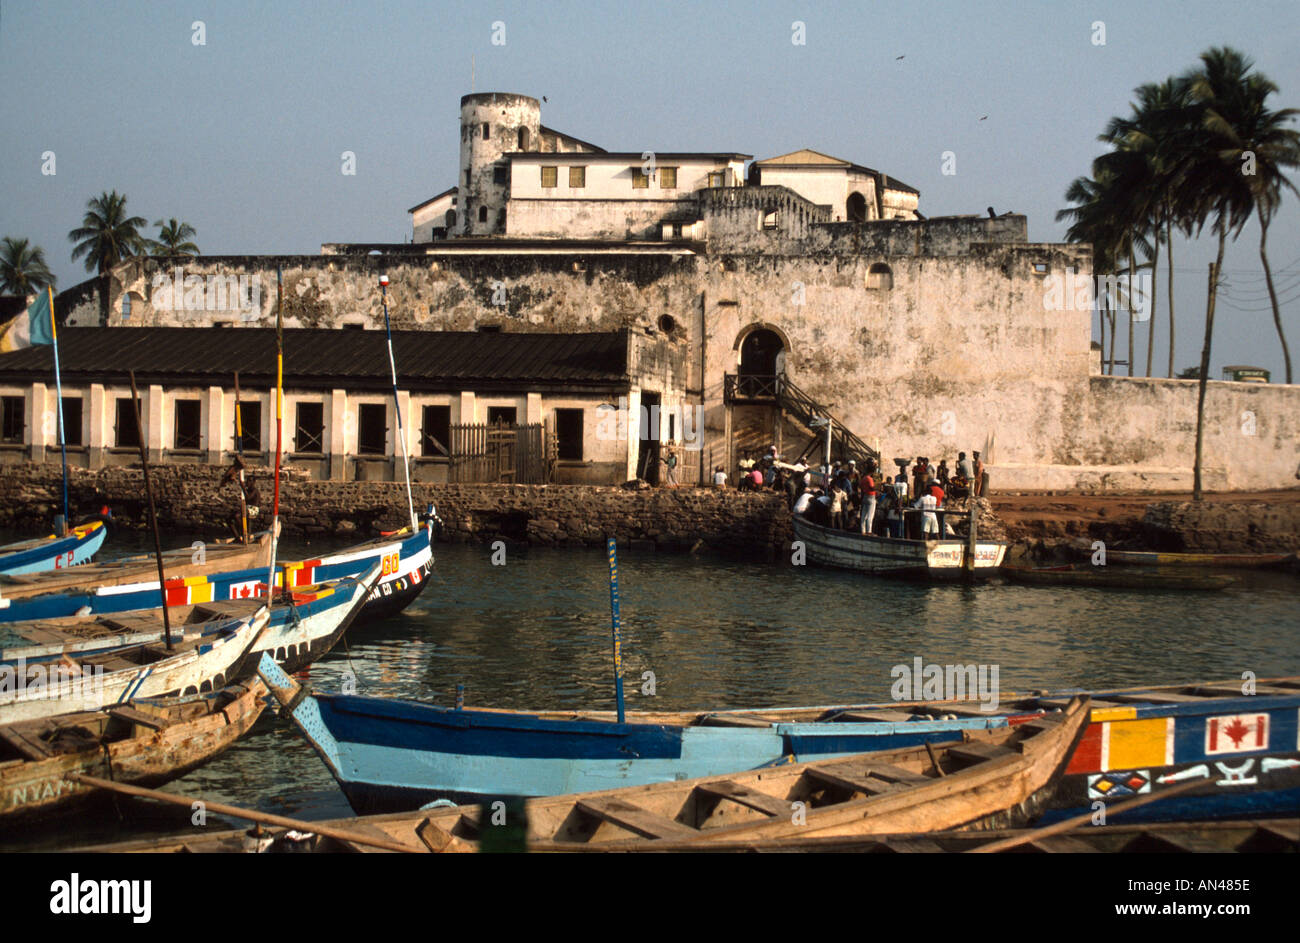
[1033,678,1300,825]
[791,512,1006,578]
[0,531,272,619]
[0,521,432,626]
[0,680,265,823]
[1070,545,1295,569]
[1001,564,1237,591]
[2,564,380,682]
[0,605,269,725]
[249,659,1300,824]
[0,520,108,578]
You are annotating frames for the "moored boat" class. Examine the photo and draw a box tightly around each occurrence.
[1001,564,1237,590]
[791,512,1006,579]
[0,680,265,823]
[1070,545,1295,569]
[0,519,108,578]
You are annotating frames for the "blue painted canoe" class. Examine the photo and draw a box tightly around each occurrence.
[0,520,107,577]
[252,659,1300,823]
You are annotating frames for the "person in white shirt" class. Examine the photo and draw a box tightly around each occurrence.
[914,490,939,536]
[793,489,814,516]
[712,465,727,489]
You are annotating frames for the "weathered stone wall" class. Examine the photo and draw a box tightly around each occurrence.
[0,464,793,554]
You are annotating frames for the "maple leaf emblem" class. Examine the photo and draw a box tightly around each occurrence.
[1222,717,1252,747]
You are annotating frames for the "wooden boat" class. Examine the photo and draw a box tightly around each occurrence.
[1001,564,1237,591]
[2,563,379,680]
[0,519,107,577]
[0,680,265,823]
[0,530,272,620]
[0,604,268,724]
[86,813,1299,854]
[791,512,1006,579]
[79,694,1089,851]
[0,519,432,624]
[251,654,1300,824]
[1070,545,1295,569]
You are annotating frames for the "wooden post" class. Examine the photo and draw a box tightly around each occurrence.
[128,370,173,651]
[233,372,249,544]
[606,536,626,723]
[963,501,977,576]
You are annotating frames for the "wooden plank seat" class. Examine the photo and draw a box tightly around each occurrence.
[802,763,909,797]
[692,780,792,818]
[943,741,1019,768]
[698,713,776,728]
[0,725,52,759]
[574,797,698,840]
[832,710,919,723]
[108,706,168,731]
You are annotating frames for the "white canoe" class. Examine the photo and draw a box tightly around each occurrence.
[792,514,1006,579]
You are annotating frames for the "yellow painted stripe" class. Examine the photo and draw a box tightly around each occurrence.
[191,583,213,604]
[1091,706,1137,722]
[1107,716,1171,770]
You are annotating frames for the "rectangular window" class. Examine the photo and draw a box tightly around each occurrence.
[487,406,517,426]
[115,398,140,449]
[422,405,451,457]
[60,397,83,447]
[236,401,261,453]
[295,402,324,454]
[762,210,778,230]
[540,166,557,188]
[482,122,490,140]
[493,164,507,185]
[569,166,586,188]
[173,399,202,450]
[631,169,649,189]
[708,171,725,188]
[358,403,387,455]
[555,408,583,461]
[1,396,24,444]
[660,167,677,189]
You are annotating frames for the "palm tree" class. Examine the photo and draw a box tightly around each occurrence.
[1194,57,1299,383]
[1057,171,1123,373]
[148,218,200,257]
[0,237,56,298]
[1184,48,1260,499]
[67,190,148,275]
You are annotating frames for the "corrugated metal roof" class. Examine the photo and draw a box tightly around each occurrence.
[0,328,630,392]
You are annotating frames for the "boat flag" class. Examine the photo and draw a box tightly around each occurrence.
[0,287,56,351]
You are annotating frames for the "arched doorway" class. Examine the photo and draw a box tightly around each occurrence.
[739,328,785,376]
[846,191,868,222]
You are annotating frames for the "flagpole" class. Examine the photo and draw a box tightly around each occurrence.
[379,274,417,531]
[265,269,284,602]
[48,287,69,536]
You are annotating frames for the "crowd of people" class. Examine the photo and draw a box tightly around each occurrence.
[716,446,986,539]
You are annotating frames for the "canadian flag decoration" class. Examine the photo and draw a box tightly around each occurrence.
[228,580,261,600]
[1205,713,1269,755]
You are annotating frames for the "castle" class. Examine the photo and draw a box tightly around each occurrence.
[1,93,1294,492]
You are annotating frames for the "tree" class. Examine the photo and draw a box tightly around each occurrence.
[68,190,148,275]
[0,237,56,298]
[1184,48,1261,499]
[1057,170,1124,373]
[148,218,200,257]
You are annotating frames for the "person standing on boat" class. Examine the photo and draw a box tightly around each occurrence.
[858,460,879,535]
[793,487,814,517]
[973,451,985,497]
[914,487,940,537]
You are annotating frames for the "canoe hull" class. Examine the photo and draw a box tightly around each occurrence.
[791,514,1005,579]
[0,521,107,577]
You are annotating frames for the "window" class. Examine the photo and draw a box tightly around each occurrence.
[518,127,530,150]
[1,396,23,444]
[540,166,557,188]
[121,292,131,319]
[555,408,583,461]
[357,403,386,455]
[236,401,261,453]
[708,171,725,188]
[632,169,649,189]
[569,166,586,188]
[482,122,490,140]
[173,399,202,450]
[445,209,457,228]
[866,262,894,290]
[493,165,507,185]
[295,402,324,454]
[422,405,450,457]
[479,206,488,223]
[487,406,517,426]
[115,398,140,449]
[762,210,778,230]
[660,167,677,189]
[60,397,82,447]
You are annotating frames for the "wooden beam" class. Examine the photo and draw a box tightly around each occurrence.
[693,780,792,818]
[575,797,698,840]
[108,706,167,731]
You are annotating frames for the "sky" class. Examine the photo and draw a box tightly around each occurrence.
[2,0,1298,378]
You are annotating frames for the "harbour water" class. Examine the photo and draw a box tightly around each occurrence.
[3,534,1297,851]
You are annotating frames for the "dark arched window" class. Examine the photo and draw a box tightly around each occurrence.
[847,192,868,222]
[867,262,893,290]
[739,328,785,376]
[446,209,457,229]
[518,127,530,150]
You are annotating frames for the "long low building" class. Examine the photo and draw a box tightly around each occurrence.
[0,327,691,485]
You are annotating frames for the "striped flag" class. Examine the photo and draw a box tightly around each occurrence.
[0,287,56,351]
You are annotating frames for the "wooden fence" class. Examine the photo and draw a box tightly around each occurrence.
[449,422,548,483]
